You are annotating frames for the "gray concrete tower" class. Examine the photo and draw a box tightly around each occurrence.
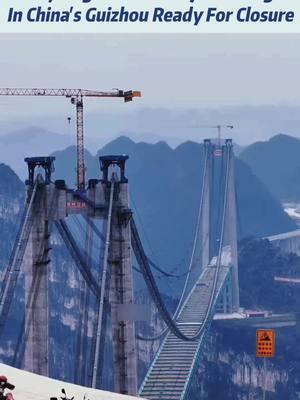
[100,156,138,395]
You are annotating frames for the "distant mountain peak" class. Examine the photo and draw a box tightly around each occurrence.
[0,163,22,180]
[0,163,24,197]
[98,136,136,156]
[135,139,172,152]
[240,133,300,202]
[0,125,74,179]
[269,133,300,144]
[104,135,135,147]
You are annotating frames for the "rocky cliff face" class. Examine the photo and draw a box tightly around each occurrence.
[52,137,296,284]
[0,164,24,265]
[0,164,24,361]
[190,324,299,400]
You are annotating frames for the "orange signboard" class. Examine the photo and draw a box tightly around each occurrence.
[256,329,275,357]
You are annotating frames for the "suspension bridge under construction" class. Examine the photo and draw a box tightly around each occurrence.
[0,135,295,400]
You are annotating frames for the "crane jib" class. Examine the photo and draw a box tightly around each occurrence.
[0,87,141,190]
[0,88,141,99]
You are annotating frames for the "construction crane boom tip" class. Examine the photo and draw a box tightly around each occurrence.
[123,90,142,102]
[133,91,142,97]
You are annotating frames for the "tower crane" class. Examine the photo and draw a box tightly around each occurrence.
[0,88,141,190]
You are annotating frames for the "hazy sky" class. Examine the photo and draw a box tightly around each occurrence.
[0,34,299,107]
[0,34,299,145]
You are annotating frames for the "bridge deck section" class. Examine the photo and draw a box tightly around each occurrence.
[139,264,230,400]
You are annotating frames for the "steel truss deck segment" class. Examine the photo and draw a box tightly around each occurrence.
[139,265,230,400]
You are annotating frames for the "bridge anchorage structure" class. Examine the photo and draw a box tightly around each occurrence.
[0,138,241,400]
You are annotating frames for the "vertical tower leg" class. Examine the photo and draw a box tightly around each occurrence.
[226,140,240,312]
[201,140,213,269]
[75,219,94,386]
[23,186,49,375]
[75,97,85,191]
[109,182,138,395]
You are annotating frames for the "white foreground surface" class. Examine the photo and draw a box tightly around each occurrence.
[0,363,144,400]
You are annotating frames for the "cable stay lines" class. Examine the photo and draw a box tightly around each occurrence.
[54,220,100,299]
[84,211,185,279]
[91,180,115,388]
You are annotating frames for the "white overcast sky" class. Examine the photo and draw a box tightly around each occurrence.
[0,34,299,145]
[0,34,299,107]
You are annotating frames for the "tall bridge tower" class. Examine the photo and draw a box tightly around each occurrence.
[225,139,240,312]
[98,156,137,395]
[215,139,240,313]
[6,155,138,395]
[23,157,62,375]
[200,139,214,270]
[199,138,239,313]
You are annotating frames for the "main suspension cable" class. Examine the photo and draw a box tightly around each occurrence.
[136,143,212,341]
[132,144,231,341]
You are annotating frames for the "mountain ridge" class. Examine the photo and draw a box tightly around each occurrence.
[240,133,300,202]
[49,136,296,277]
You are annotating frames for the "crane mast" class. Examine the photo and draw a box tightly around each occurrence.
[0,88,141,190]
[73,96,85,191]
